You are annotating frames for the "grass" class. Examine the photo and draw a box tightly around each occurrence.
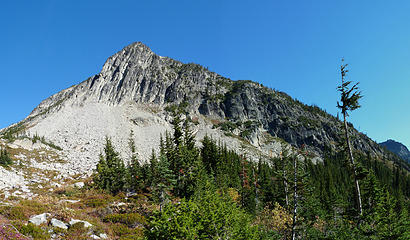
[0,183,154,240]
[103,213,146,226]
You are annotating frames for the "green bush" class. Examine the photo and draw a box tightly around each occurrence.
[16,222,50,239]
[84,198,111,208]
[146,184,262,240]
[0,147,12,166]
[111,223,144,239]
[103,213,146,226]
[0,206,26,220]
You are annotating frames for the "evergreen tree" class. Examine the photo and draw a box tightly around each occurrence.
[148,149,159,188]
[337,59,364,216]
[152,154,176,211]
[201,135,218,174]
[165,114,201,199]
[372,187,400,239]
[171,114,183,147]
[0,147,12,166]
[126,130,144,192]
[93,137,126,194]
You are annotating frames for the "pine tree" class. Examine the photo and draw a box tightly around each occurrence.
[148,149,159,188]
[0,147,12,166]
[94,137,126,194]
[152,154,176,211]
[126,130,144,192]
[201,135,218,174]
[337,59,364,216]
[171,114,183,147]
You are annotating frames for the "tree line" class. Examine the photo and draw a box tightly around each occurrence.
[93,112,409,239]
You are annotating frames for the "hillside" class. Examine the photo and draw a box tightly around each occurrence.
[0,42,393,175]
[0,42,408,239]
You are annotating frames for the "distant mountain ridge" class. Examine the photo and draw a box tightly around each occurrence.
[380,139,410,163]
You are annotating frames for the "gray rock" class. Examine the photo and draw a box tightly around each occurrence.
[60,199,80,204]
[51,182,62,188]
[50,218,68,230]
[73,182,85,188]
[69,218,92,228]
[29,213,50,225]
[2,41,392,174]
[99,233,108,239]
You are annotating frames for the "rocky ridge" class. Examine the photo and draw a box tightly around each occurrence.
[380,139,410,163]
[0,42,397,190]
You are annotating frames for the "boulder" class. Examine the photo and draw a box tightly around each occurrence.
[73,182,85,188]
[69,219,92,228]
[29,213,50,225]
[50,218,68,230]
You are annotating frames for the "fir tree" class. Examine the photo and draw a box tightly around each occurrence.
[0,147,12,166]
[94,137,126,194]
[337,58,364,216]
[126,130,144,192]
[152,154,176,211]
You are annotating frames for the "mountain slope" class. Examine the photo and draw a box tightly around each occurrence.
[380,139,410,163]
[0,42,394,176]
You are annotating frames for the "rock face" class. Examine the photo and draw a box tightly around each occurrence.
[0,42,393,176]
[380,139,410,163]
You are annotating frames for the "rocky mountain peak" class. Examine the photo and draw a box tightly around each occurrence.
[379,139,410,163]
[2,42,404,177]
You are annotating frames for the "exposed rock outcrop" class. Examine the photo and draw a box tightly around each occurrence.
[380,139,410,163]
[1,42,394,176]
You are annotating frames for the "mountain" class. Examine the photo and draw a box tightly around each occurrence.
[380,139,410,163]
[0,42,395,178]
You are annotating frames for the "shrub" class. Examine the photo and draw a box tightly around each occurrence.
[0,147,12,166]
[110,223,144,239]
[103,213,146,227]
[256,203,292,236]
[1,207,27,221]
[15,223,50,239]
[146,184,262,240]
[0,224,31,240]
[84,198,111,208]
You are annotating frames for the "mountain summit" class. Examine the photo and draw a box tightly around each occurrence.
[380,139,410,163]
[1,42,395,175]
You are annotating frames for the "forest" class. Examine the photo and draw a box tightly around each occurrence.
[93,114,410,240]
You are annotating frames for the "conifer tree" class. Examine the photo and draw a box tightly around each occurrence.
[94,137,126,194]
[148,149,159,188]
[0,147,12,166]
[153,154,176,211]
[337,59,363,216]
[201,135,219,174]
[126,130,143,192]
[171,114,183,147]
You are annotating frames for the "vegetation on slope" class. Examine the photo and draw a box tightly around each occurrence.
[0,112,408,239]
[91,114,410,239]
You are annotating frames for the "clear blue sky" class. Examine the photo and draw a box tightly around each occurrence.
[1,1,409,148]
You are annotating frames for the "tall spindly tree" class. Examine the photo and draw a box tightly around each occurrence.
[337,59,363,216]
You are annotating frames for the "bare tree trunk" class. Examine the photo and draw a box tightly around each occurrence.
[291,156,297,240]
[343,114,363,216]
[283,158,289,208]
